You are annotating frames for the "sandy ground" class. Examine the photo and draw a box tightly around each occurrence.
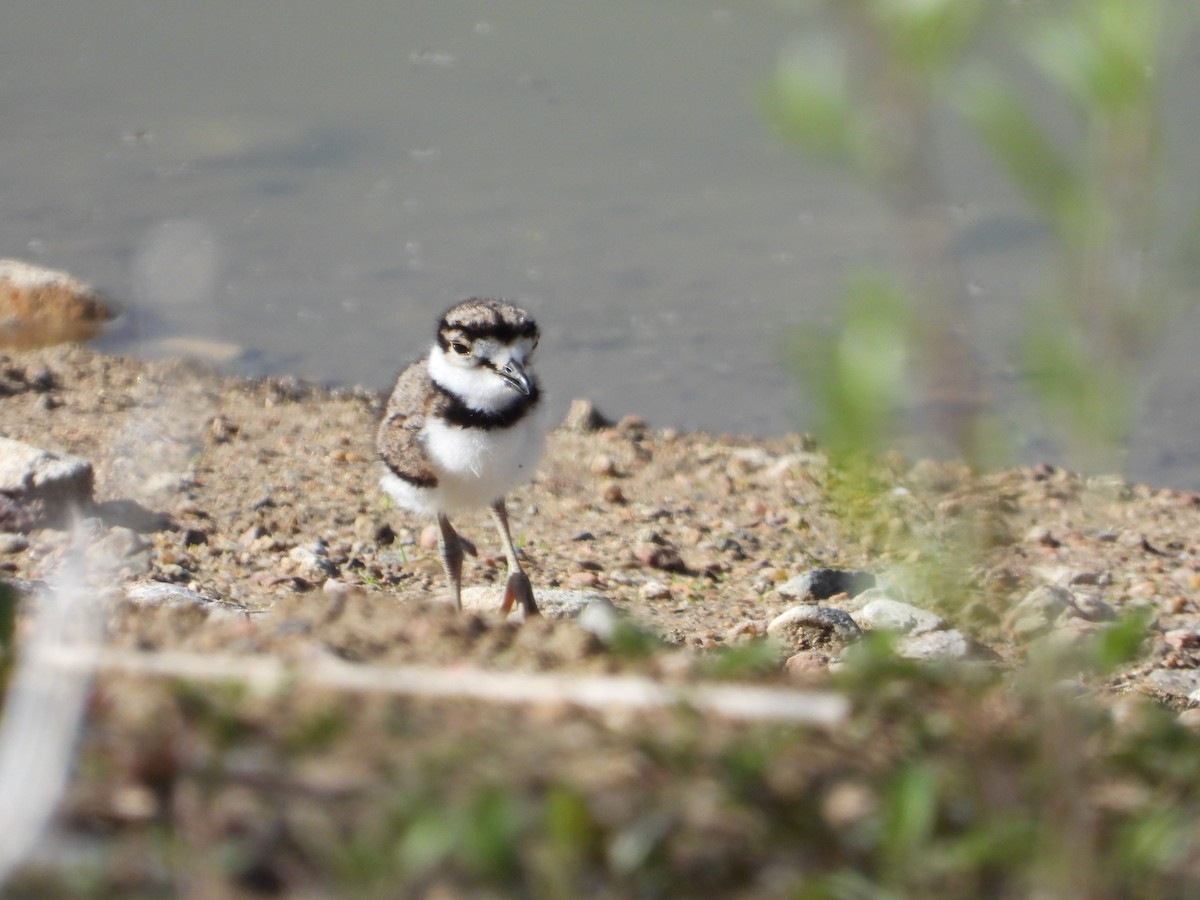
[3,344,1200,896]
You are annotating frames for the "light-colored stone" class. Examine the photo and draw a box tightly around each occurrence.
[322,578,354,599]
[784,651,830,673]
[289,544,337,578]
[1144,668,1200,700]
[1069,592,1116,622]
[854,598,944,635]
[639,579,671,601]
[777,568,875,602]
[0,259,113,349]
[124,580,247,621]
[124,581,213,608]
[0,436,94,517]
[896,629,971,660]
[767,605,862,642]
[460,586,606,620]
[0,533,29,554]
[562,398,613,432]
[1004,584,1075,640]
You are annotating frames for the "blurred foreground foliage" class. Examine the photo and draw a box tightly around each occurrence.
[7,617,1199,898]
[769,0,1194,471]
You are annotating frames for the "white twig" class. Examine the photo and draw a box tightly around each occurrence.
[42,647,851,727]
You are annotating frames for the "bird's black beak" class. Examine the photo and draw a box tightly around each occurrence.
[499,359,532,395]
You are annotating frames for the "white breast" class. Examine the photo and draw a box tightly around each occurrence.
[418,408,546,513]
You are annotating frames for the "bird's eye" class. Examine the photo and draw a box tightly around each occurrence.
[450,341,470,355]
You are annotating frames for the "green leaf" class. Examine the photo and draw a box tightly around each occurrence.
[952,67,1082,229]
[765,38,857,164]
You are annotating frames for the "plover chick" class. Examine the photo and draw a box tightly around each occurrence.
[377,298,545,615]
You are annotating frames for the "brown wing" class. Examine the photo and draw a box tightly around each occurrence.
[376,362,439,488]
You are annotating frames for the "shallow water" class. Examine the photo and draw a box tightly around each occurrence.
[3,1,1200,487]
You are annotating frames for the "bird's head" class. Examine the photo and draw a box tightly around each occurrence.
[430,298,540,409]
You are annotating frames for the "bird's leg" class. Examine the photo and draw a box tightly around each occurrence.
[437,513,464,611]
[490,499,539,616]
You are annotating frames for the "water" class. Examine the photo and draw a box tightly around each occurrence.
[3,1,1200,488]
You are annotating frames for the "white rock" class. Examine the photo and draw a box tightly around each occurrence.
[460,586,605,620]
[125,581,247,620]
[0,258,112,343]
[1144,668,1200,700]
[322,578,354,599]
[896,629,971,660]
[854,598,944,635]
[289,545,336,578]
[125,581,213,608]
[1004,585,1075,639]
[639,579,672,601]
[0,436,94,513]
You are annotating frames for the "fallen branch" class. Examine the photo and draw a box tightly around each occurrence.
[43,646,851,727]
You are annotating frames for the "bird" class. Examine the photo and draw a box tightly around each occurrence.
[376,298,546,616]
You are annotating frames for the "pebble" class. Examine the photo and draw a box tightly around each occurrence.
[322,578,354,599]
[1163,630,1200,651]
[419,524,440,551]
[1025,526,1060,547]
[0,436,94,521]
[1070,592,1116,622]
[181,528,208,548]
[638,579,671,601]
[854,598,944,635]
[125,580,217,609]
[238,525,266,548]
[0,258,113,347]
[1003,584,1075,640]
[0,533,29,554]
[1143,668,1200,700]
[896,629,972,660]
[767,605,862,643]
[602,484,627,504]
[777,568,876,602]
[784,651,830,673]
[289,544,337,579]
[567,570,602,589]
[562,397,613,432]
[590,454,620,477]
[632,542,688,574]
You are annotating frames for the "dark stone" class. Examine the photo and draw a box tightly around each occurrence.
[181,528,209,547]
[778,568,876,602]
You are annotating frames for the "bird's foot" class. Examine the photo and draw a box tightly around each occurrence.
[500,571,539,617]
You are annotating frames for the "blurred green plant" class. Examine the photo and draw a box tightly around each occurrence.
[769,0,1192,471]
